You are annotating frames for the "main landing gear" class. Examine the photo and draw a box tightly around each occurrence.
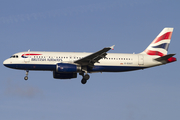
[24,70,29,80]
[80,72,90,84]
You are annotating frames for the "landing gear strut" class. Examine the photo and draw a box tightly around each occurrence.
[24,70,29,80]
[80,73,90,84]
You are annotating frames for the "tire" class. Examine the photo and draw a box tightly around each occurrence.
[24,76,28,80]
[84,74,90,80]
[81,79,87,84]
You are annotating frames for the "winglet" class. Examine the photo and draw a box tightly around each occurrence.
[110,45,115,50]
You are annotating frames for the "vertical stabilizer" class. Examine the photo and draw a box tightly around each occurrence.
[141,28,174,56]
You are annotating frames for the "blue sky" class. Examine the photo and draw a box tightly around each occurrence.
[0,0,180,120]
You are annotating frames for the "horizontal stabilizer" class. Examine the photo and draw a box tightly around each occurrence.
[154,54,176,61]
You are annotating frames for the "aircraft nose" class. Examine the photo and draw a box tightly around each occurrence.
[3,59,9,67]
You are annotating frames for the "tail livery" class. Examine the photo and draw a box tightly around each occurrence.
[142,28,173,56]
[142,28,176,63]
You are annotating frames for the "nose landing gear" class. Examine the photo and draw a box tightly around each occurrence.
[24,70,29,80]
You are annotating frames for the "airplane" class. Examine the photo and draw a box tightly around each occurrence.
[3,28,177,84]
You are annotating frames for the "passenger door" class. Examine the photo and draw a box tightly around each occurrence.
[138,55,144,65]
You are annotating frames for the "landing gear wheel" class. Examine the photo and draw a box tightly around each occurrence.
[24,70,29,80]
[24,76,28,80]
[81,79,87,84]
[79,71,90,84]
[84,74,90,80]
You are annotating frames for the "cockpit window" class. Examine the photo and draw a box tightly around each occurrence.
[10,55,15,58]
[10,55,18,58]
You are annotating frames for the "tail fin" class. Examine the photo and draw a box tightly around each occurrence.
[141,28,174,56]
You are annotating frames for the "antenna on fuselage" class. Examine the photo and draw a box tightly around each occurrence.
[28,49,30,52]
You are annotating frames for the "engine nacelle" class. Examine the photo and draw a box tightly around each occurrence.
[56,63,81,73]
[53,71,77,79]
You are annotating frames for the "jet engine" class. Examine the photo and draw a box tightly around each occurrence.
[53,71,77,79]
[56,63,81,72]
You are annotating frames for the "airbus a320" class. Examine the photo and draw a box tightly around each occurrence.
[3,28,177,84]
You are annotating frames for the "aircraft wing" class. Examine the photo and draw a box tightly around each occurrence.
[74,45,115,67]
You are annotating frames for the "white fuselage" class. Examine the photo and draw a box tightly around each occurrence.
[2,28,176,84]
[3,51,162,73]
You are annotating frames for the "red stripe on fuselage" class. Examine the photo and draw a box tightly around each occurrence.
[22,54,42,56]
[152,32,172,44]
